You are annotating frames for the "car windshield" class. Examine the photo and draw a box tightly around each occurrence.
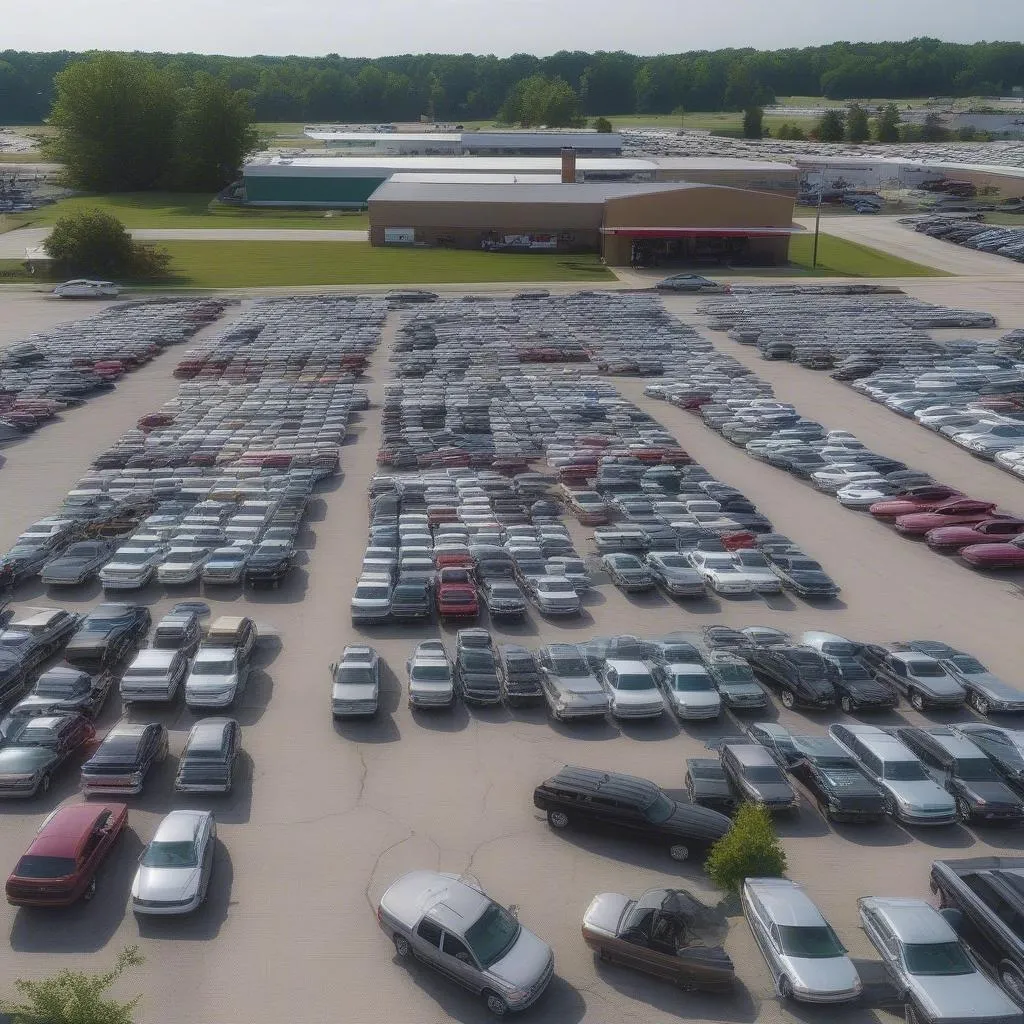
[551,654,588,675]
[745,765,786,783]
[882,760,929,781]
[673,672,714,692]
[614,672,654,691]
[35,678,85,697]
[822,641,858,657]
[14,855,77,878]
[955,757,1000,781]
[777,925,844,958]
[338,666,375,684]
[412,664,450,681]
[113,552,153,565]
[84,615,127,629]
[834,660,870,681]
[658,556,688,568]
[643,791,676,824]
[461,651,495,671]
[464,902,521,968]
[539,581,574,595]
[355,586,389,600]
[393,587,425,601]
[736,552,769,568]
[166,551,202,563]
[948,655,986,674]
[714,665,755,684]
[787,560,822,572]
[903,941,975,977]
[192,659,235,676]
[141,840,198,868]
[907,661,946,678]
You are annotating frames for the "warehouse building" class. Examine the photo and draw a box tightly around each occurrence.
[242,153,799,207]
[367,171,799,267]
[302,128,625,155]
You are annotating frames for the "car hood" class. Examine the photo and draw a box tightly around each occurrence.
[43,558,93,577]
[332,682,376,701]
[746,779,795,802]
[785,954,860,996]
[959,779,1022,806]
[927,526,992,543]
[842,678,894,701]
[959,672,1024,701]
[186,671,237,690]
[910,676,964,698]
[488,926,552,990]
[612,688,662,705]
[67,626,116,645]
[672,690,721,708]
[914,971,1021,1021]
[409,679,453,694]
[962,542,1024,560]
[898,512,990,529]
[15,694,87,713]
[582,892,632,937]
[133,865,201,902]
[871,499,943,516]
[664,802,731,840]
[886,780,956,810]
[0,746,56,773]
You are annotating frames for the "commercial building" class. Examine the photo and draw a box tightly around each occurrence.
[794,156,1024,198]
[302,128,624,156]
[367,173,799,267]
[242,153,799,207]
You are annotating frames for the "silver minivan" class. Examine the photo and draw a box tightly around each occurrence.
[743,878,861,1003]
[377,870,553,1016]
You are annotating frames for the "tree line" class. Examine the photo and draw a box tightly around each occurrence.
[2,38,1022,125]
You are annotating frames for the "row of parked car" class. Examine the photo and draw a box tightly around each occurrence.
[910,215,1024,263]
[0,601,257,797]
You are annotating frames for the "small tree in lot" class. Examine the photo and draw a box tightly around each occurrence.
[742,106,764,139]
[816,108,846,142]
[846,103,870,142]
[0,945,144,1024]
[705,803,787,894]
[592,116,613,133]
[45,209,170,280]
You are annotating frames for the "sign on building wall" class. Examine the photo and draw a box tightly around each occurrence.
[384,228,415,244]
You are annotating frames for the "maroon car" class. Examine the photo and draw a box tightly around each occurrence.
[6,802,128,906]
[925,518,1024,551]
[893,498,1000,536]
[961,536,1024,569]
[868,485,965,519]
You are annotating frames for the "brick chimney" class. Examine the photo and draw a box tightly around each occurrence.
[560,147,577,184]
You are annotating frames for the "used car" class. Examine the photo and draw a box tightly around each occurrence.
[119,648,190,706]
[718,743,798,813]
[40,541,114,587]
[862,648,966,711]
[783,733,887,823]
[80,722,168,795]
[537,644,609,721]
[98,545,164,590]
[406,640,454,710]
[684,758,737,813]
[184,643,248,711]
[5,802,128,906]
[527,576,581,616]
[330,645,380,718]
[533,766,731,862]
[897,642,1024,716]
[0,713,95,798]
[64,603,150,666]
[741,646,836,710]
[601,553,655,593]
[11,664,115,719]
[705,651,769,711]
[498,646,543,706]
[175,718,240,794]
[581,887,734,992]
[151,603,204,651]
[767,555,840,598]
[644,552,706,598]
[377,870,553,1017]
[950,724,1024,791]
[455,631,501,705]
[131,809,217,915]
[800,632,897,712]
[652,661,721,720]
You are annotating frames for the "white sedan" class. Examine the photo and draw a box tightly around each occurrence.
[835,480,904,509]
[685,551,756,595]
[53,279,120,298]
[132,810,216,915]
[995,450,1024,478]
[952,424,1024,458]
[809,464,885,494]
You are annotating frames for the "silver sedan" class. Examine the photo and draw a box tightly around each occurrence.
[132,809,216,915]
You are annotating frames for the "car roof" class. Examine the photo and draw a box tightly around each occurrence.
[152,809,210,843]
[725,743,778,766]
[129,649,177,668]
[384,870,489,931]
[186,718,233,752]
[548,766,658,803]
[746,878,825,926]
[12,609,68,627]
[209,615,248,632]
[903,727,982,759]
[105,722,150,741]
[867,898,954,943]
[605,659,650,674]
[29,803,117,857]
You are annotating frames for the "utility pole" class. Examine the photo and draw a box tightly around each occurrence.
[811,165,824,269]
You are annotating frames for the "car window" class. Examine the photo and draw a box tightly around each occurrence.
[778,925,844,958]
[963,875,1024,933]
[442,932,473,961]
[416,919,443,947]
[860,751,883,776]
[902,941,975,976]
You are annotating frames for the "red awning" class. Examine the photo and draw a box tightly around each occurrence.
[601,226,802,238]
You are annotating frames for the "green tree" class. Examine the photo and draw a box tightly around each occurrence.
[592,116,613,133]
[672,104,686,129]
[0,945,144,1024]
[706,804,787,894]
[921,113,950,142]
[777,123,793,140]
[742,106,764,139]
[498,75,583,127]
[169,73,260,192]
[47,53,177,191]
[44,209,170,279]
[816,108,846,142]
[846,103,870,142]
[874,102,902,142]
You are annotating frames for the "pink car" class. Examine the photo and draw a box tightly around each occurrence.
[869,485,964,519]
[893,498,1000,536]
[926,518,1024,551]
[961,536,1024,569]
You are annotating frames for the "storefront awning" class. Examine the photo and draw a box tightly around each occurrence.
[601,225,803,238]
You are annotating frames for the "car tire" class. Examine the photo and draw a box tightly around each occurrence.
[957,798,973,824]
[83,876,97,901]
[780,689,795,710]
[669,844,689,862]
[974,693,990,717]
[840,696,853,714]
[547,809,570,830]
[1000,966,1024,1005]
[910,690,926,712]
[906,1001,922,1024]
[394,934,411,959]
[817,797,833,822]
[484,992,509,1017]
[778,975,793,1000]
[37,773,51,796]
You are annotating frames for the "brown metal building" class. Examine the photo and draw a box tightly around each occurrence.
[367,177,798,266]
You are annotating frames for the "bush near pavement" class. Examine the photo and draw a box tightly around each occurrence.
[706,803,787,894]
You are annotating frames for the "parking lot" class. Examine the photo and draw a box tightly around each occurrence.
[2,284,1024,1024]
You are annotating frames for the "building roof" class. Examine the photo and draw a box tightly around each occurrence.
[369,180,698,205]
[305,131,462,143]
[388,172,564,185]
[651,157,798,173]
[245,155,657,176]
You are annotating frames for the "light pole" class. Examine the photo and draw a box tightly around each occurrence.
[811,164,824,270]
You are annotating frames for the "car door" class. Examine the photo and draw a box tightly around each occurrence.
[197,816,215,894]
[745,892,783,985]
[862,909,905,993]
[81,809,115,881]
[139,726,160,776]
[884,657,909,696]
[412,917,446,971]
[616,908,657,974]
[439,930,485,994]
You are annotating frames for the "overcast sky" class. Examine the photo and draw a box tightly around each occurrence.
[6,0,1023,56]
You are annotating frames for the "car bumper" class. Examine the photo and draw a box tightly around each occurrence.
[7,886,83,907]
[132,892,202,915]
[175,781,229,794]
[611,705,664,719]
[675,704,721,720]
[333,701,378,717]
[505,955,555,1013]
[100,577,149,590]
[409,693,454,709]
[895,808,957,826]
[82,779,144,795]
[790,986,862,1004]
[351,611,391,624]
[554,706,608,720]
[664,583,707,597]
[185,691,236,708]
[536,604,580,616]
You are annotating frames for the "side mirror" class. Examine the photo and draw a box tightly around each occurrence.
[329,663,337,675]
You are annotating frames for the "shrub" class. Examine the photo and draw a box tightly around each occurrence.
[705,803,787,893]
[592,116,613,133]
[44,209,170,280]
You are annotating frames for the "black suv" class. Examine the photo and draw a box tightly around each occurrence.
[64,603,151,666]
[784,734,887,823]
[898,727,1024,826]
[533,766,730,862]
[740,646,836,710]
[930,857,1024,1005]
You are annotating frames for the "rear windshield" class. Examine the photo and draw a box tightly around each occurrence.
[14,855,77,878]
[906,661,945,678]
[903,941,974,977]
[614,673,654,691]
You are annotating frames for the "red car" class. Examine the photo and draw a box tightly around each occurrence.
[721,531,757,551]
[437,582,479,620]
[6,802,127,906]
[869,485,964,519]
[925,518,1024,551]
[961,537,1024,569]
[894,499,1001,536]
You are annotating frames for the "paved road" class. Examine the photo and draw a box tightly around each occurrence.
[5,287,1024,1023]
[796,215,1024,278]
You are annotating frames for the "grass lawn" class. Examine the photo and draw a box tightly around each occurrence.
[982,212,1024,226]
[153,241,613,288]
[787,233,945,277]
[10,193,368,231]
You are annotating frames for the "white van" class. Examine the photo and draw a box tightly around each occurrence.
[53,279,120,298]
